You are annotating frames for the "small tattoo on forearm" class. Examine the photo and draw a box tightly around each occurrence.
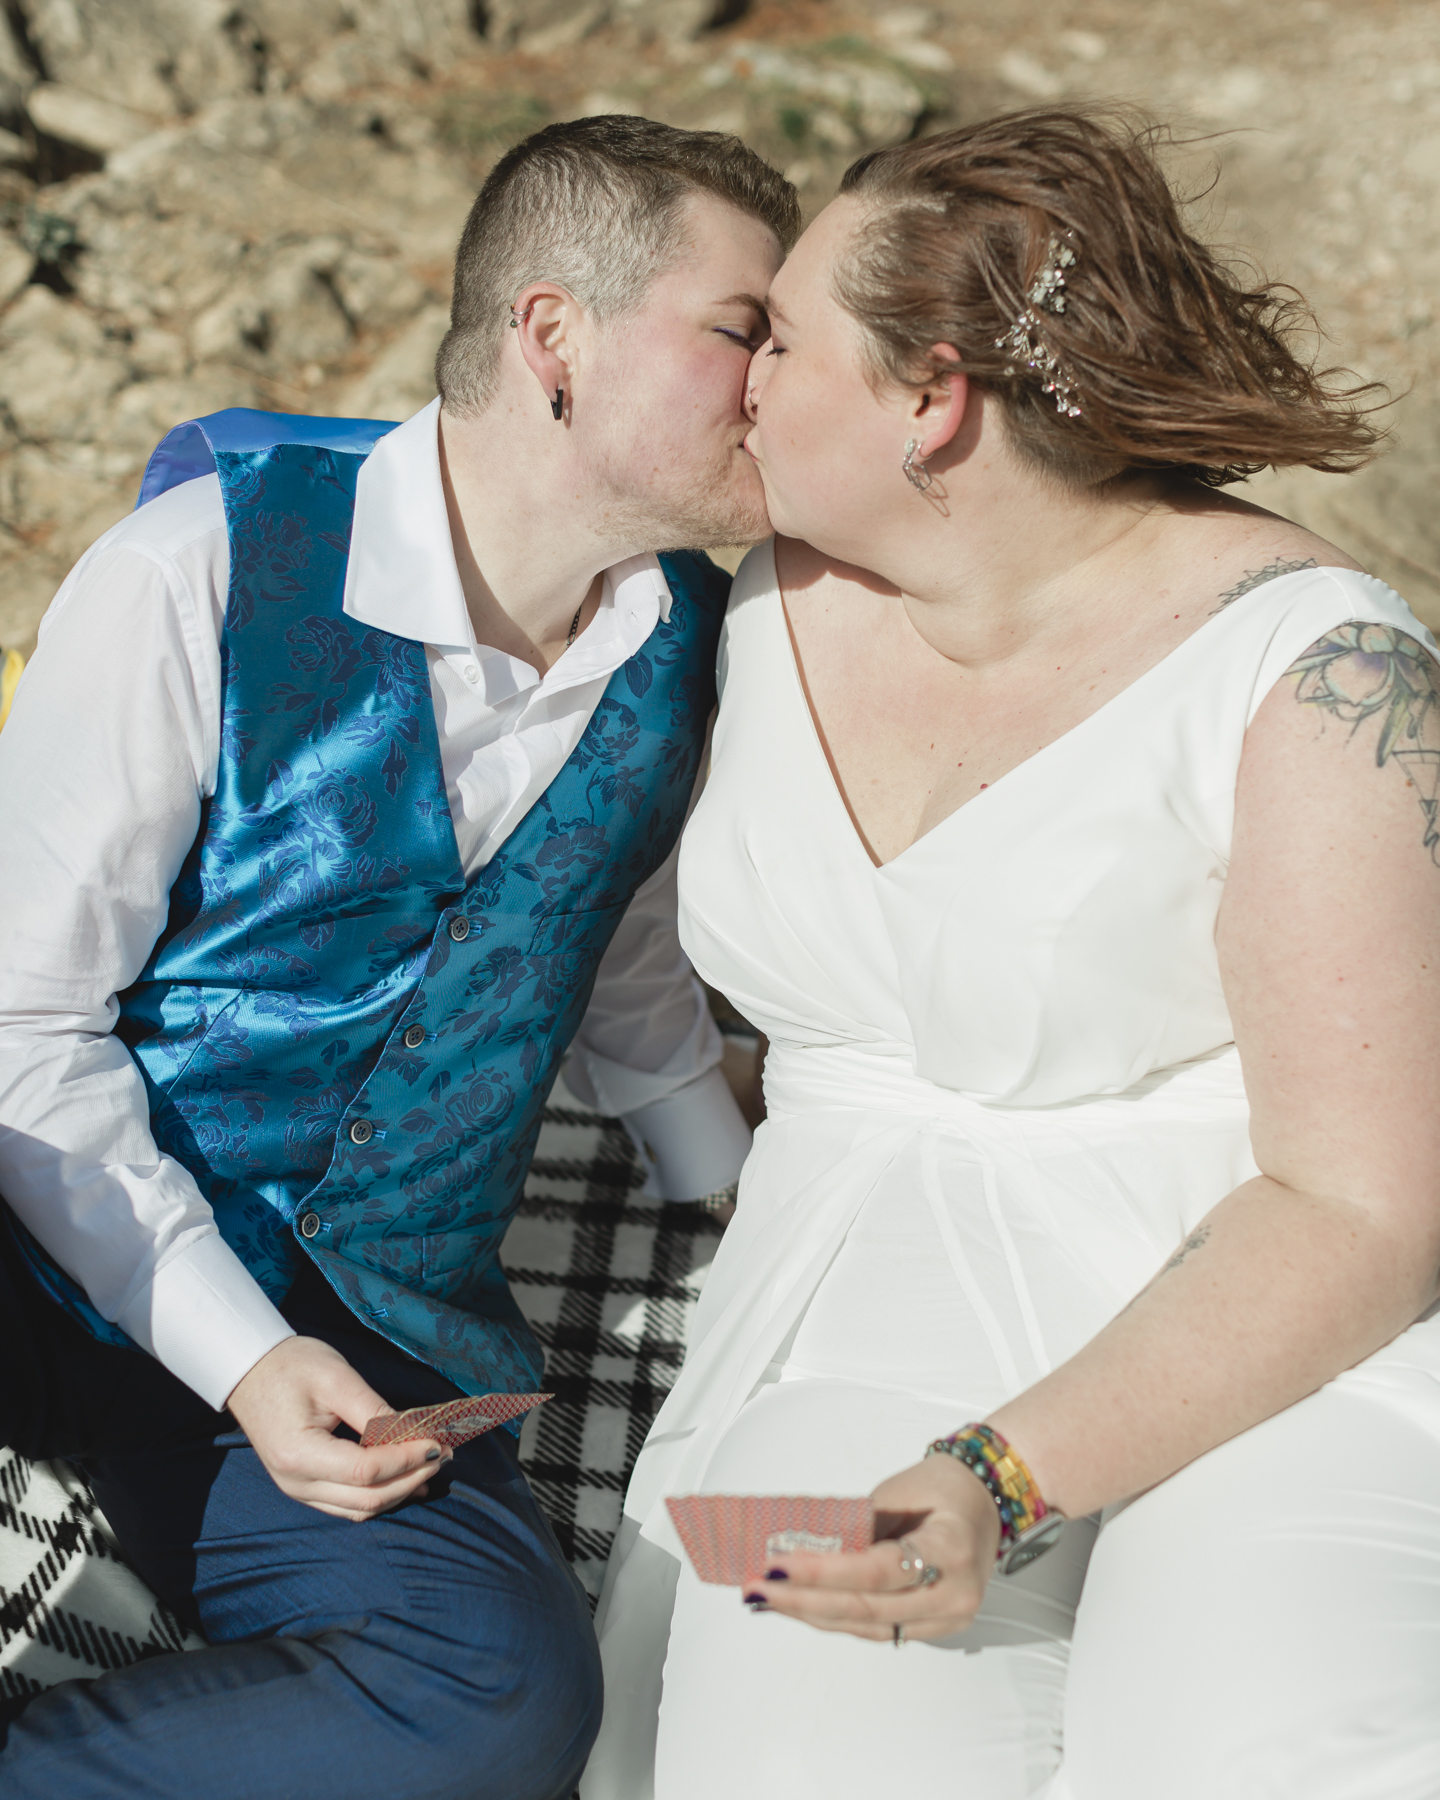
[1117,1224,1214,1317]
[1162,1225,1212,1273]
[1215,558,1318,610]
[1291,624,1440,865]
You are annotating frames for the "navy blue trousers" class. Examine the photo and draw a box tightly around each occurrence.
[0,1224,601,1799]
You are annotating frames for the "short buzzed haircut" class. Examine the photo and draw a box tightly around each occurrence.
[435,115,801,415]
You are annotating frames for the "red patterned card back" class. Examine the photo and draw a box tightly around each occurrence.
[360,1392,551,1450]
[666,1494,875,1586]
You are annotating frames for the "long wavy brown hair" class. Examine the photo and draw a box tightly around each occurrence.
[836,108,1388,487]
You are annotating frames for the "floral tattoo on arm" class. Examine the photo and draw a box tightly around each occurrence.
[1290,623,1440,865]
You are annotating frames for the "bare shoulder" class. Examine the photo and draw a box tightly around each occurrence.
[1219,608,1440,1202]
[1212,513,1364,611]
[1156,483,1366,615]
[1264,619,1438,860]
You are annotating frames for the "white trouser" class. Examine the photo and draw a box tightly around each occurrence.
[653,1363,1440,1800]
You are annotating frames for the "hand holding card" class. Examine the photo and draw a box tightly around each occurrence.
[360,1392,551,1450]
[667,1494,875,1586]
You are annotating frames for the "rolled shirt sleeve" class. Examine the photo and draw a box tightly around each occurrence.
[0,484,296,1409]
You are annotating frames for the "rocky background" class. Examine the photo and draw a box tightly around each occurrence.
[1,0,1438,656]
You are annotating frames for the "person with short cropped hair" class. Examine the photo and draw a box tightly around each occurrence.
[0,116,796,1798]
[587,109,1440,1800]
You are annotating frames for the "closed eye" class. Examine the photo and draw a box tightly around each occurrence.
[715,327,765,349]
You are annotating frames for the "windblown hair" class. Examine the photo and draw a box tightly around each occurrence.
[436,115,800,415]
[836,108,1388,487]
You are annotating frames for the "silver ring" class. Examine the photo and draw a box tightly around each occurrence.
[892,1623,906,1649]
[898,1537,942,1589]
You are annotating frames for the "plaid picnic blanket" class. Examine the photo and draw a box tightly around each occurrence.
[0,1080,728,1709]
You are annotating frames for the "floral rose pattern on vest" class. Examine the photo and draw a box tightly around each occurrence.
[17,420,729,1396]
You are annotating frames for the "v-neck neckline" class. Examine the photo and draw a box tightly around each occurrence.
[768,542,1345,873]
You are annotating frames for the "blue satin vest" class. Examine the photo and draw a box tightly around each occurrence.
[37,410,727,1396]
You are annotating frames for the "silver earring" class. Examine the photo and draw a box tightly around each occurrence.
[903,439,933,492]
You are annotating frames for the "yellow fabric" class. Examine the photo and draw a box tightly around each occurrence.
[0,646,23,731]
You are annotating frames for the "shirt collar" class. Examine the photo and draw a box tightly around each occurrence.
[341,398,673,655]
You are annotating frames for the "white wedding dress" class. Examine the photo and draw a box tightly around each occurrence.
[581,546,1440,1800]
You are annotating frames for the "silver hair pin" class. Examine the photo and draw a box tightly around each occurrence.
[995,234,1083,418]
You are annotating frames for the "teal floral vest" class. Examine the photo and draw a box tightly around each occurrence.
[45,411,728,1396]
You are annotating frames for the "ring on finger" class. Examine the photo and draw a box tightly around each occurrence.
[898,1537,943,1590]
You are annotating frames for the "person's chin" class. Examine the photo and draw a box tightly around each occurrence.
[753,489,806,546]
[680,497,772,552]
[699,463,775,548]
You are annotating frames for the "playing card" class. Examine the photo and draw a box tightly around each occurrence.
[360,1392,551,1450]
[666,1494,875,1586]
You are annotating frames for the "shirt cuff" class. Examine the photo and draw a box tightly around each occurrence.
[567,985,724,1119]
[620,1064,753,1201]
[114,1229,297,1410]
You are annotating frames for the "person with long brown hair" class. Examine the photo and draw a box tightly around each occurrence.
[583,110,1440,1799]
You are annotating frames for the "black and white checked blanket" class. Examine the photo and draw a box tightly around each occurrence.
[0,1081,728,1709]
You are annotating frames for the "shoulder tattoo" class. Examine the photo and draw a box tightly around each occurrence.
[1290,623,1440,865]
[1215,557,1319,610]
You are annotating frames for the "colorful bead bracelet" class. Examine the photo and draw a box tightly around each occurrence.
[925,1423,1059,1566]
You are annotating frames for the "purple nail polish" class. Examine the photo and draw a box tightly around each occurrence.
[743,1593,770,1611]
[765,1568,789,1581]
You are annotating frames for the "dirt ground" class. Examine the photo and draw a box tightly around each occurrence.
[1,0,1438,651]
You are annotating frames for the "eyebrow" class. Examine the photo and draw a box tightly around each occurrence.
[762,296,791,327]
[714,292,769,316]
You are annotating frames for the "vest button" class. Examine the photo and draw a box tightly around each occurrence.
[349,1118,375,1145]
[448,916,470,942]
[298,1212,321,1239]
[402,1023,426,1050]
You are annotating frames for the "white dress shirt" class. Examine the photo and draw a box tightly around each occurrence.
[0,400,749,1408]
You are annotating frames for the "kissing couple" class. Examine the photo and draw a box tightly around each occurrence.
[2,107,1438,1800]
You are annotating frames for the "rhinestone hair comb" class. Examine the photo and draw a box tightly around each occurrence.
[995,233,1083,418]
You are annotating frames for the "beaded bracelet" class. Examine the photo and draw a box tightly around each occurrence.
[925,1423,1064,1573]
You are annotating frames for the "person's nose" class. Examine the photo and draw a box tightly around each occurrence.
[744,340,773,422]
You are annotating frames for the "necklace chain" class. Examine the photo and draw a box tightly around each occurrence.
[565,603,583,649]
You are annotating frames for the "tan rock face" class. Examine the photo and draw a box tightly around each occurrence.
[0,0,1438,658]
[0,76,480,651]
[26,84,161,154]
[23,0,257,116]
[0,231,33,304]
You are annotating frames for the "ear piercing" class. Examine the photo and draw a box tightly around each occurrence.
[505,305,565,420]
[903,439,934,491]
